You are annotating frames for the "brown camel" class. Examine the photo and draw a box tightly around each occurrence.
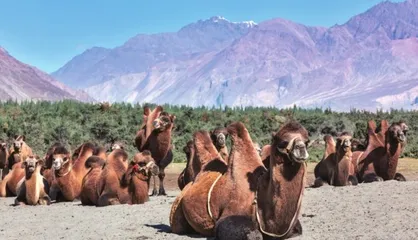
[313,133,358,187]
[178,127,232,190]
[0,161,25,197]
[353,120,407,183]
[94,149,159,206]
[135,106,175,196]
[52,142,95,201]
[0,141,9,180]
[170,122,309,239]
[79,156,107,206]
[8,135,33,170]
[15,156,51,205]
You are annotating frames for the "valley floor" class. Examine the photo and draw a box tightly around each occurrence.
[1,159,418,240]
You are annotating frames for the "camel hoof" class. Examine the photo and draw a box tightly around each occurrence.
[394,173,406,181]
[363,174,383,183]
[348,175,359,186]
[151,189,158,196]
[158,189,167,196]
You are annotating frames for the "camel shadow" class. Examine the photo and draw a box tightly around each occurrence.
[144,224,205,239]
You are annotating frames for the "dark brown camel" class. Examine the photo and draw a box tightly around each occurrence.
[15,156,51,205]
[135,106,175,196]
[52,143,95,201]
[353,120,407,183]
[313,133,358,187]
[79,156,106,206]
[0,141,9,180]
[177,140,194,190]
[170,122,309,239]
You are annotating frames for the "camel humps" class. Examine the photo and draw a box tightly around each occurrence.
[354,120,407,183]
[170,121,309,239]
[15,156,51,205]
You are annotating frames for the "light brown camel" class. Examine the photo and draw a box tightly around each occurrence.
[135,106,175,196]
[15,156,51,205]
[8,135,33,170]
[0,141,9,180]
[0,161,25,197]
[170,122,309,239]
[313,133,358,187]
[52,142,95,201]
[353,120,407,183]
[94,149,159,206]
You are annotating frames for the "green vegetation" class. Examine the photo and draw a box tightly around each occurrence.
[0,100,417,162]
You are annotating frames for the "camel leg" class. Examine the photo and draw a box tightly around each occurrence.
[158,168,167,196]
[0,169,2,180]
[98,193,120,206]
[394,173,406,181]
[150,175,158,196]
[362,173,384,183]
[38,195,52,205]
[348,175,359,186]
[0,174,11,197]
[215,216,262,240]
[312,177,327,188]
[14,184,26,206]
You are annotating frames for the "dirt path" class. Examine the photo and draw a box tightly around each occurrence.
[0,158,417,239]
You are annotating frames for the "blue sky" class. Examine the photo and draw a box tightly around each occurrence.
[0,0,404,73]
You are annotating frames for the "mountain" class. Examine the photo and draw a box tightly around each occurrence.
[0,47,92,102]
[52,1,418,111]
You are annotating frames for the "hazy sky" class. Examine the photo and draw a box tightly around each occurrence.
[0,0,404,73]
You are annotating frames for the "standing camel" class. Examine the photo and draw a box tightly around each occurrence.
[135,106,175,196]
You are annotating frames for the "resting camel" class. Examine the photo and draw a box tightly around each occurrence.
[170,122,309,239]
[0,141,9,179]
[52,142,95,201]
[313,133,358,187]
[135,106,175,196]
[8,135,33,170]
[79,156,107,205]
[353,120,407,183]
[92,149,158,206]
[0,160,25,197]
[15,156,51,205]
[178,127,233,190]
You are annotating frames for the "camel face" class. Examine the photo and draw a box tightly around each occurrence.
[0,143,7,151]
[274,123,310,164]
[52,154,69,171]
[13,135,25,152]
[152,114,172,131]
[336,136,352,152]
[389,124,407,143]
[133,151,159,177]
[111,144,123,151]
[22,156,42,173]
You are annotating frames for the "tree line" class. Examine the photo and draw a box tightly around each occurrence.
[0,100,416,162]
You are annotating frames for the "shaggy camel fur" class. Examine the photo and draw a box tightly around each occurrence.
[353,120,407,183]
[52,143,95,201]
[170,122,309,239]
[8,135,33,170]
[136,106,175,196]
[92,149,159,206]
[313,133,358,187]
[0,161,25,197]
[15,156,51,205]
[0,141,9,180]
[79,156,107,205]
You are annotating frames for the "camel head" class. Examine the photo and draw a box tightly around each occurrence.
[388,122,407,144]
[111,143,124,151]
[210,127,228,148]
[152,112,175,132]
[272,121,310,164]
[183,140,194,159]
[131,150,159,180]
[397,120,409,135]
[13,135,26,153]
[52,146,71,171]
[336,132,352,153]
[22,155,43,174]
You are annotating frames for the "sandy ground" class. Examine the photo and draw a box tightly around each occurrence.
[1,158,418,240]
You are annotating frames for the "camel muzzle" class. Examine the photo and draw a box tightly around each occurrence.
[398,133,406,143]
[52,159,63,170]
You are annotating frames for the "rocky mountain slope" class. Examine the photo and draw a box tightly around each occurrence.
[52,1,418,111]
[0,47,92,102]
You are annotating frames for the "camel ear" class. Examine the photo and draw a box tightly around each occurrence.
[170,115,176,122]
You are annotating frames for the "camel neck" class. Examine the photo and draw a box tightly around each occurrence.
[257,161,305,236]
[385,138,402,180]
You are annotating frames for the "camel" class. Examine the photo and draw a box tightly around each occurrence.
[178,127,232,190]
[15,156,51,205]
[8,135,33,170]
[79,156,107,206]
[0,160,25,197]
[170,122,309,239]
[313,133,358,187]
[93,149,159,206]
[0,141,9,180]
[353,120,407,183]
[52,142,95,201]
[135,106,175,196]
[210,127,229,161]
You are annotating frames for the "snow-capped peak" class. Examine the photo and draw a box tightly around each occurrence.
[207,16,257,28]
